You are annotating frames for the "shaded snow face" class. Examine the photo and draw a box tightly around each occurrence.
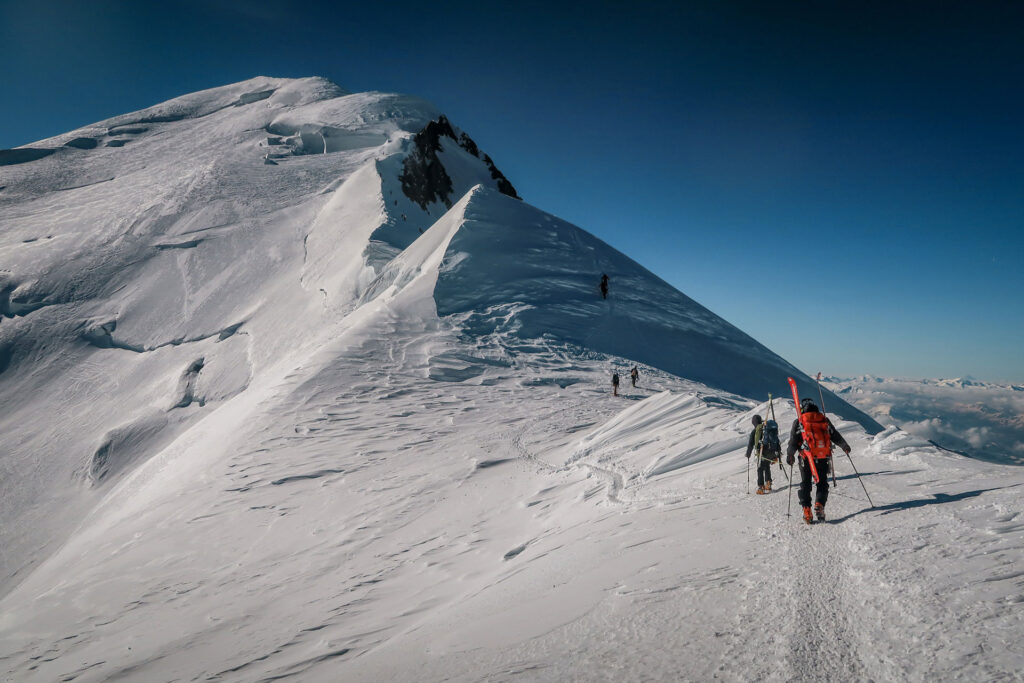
[825,376,1024,465]
[432,189,880,434]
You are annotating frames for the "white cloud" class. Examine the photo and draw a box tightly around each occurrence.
[902,418,946,442]
[834,376,1024,463]
[964,426,991,449]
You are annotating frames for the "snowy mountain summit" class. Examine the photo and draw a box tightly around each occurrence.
[1,78,1021,681]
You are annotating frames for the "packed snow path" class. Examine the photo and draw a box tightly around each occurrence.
[1,323,1021,681]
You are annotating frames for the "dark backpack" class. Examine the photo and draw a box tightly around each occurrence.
[760,419,782,457]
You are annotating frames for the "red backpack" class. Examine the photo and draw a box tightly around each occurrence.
[800,412,832,460]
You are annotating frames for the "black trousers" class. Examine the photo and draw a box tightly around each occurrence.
[757,458,774,486]
[798,456,831,507]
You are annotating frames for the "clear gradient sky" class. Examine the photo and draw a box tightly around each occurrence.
[2,1,1022,382]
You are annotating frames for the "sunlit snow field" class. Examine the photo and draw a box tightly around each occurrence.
[1,78,1021,681]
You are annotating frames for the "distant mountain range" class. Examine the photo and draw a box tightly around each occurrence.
[823,375,1024,464]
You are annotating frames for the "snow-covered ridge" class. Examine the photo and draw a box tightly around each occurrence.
[0,74,874,590]
[433,189,878,428]
[0,76,507,591]
[6,77,1017,682]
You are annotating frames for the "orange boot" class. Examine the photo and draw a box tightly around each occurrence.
[802,506,813,524]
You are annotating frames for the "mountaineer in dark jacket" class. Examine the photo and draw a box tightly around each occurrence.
[744,415,777,494]
[786,398,851,523]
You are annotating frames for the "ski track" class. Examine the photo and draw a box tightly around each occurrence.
[719,446,1024,683]
[780,519,869,682]
[706,471,869,682]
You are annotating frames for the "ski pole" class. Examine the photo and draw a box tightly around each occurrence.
[786,458,795,517]
[785,388,797,518]
[767,399,789,482]
[777,457,791,482]
[844,449,875,508]
[756,396,772,484]
[815,372,838,489]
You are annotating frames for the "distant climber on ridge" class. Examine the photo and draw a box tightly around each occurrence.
[612,371,620,396]
[600,273,609,299]
[630,365,639,388]
[786,398,851,523]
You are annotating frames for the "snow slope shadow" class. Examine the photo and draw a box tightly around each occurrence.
[830,485,1019,523]
[433,189,881,433]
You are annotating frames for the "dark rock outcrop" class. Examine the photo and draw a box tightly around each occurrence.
[399,116,519,210]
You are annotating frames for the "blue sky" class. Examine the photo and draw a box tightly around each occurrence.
[2,1,1021,382]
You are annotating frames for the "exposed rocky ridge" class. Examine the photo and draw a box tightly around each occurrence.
[400,115,518,210]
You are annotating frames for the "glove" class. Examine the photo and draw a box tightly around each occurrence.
[842,446,851,455]
[786,454,795,466]
[745,454,750,459]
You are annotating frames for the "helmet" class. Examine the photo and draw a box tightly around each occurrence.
[751,415,762,426]
[800,398,818,412]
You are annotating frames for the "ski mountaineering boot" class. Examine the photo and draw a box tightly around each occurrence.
[802,506,813,524]
[815,502,826,522]
[756,486,766,495]
[765,481,772,492]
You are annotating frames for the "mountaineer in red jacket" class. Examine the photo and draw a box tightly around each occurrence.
[786,398,851,524]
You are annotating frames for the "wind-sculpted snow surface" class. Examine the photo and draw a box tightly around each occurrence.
[1,78,1021,681]
[1,346,1021,681]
